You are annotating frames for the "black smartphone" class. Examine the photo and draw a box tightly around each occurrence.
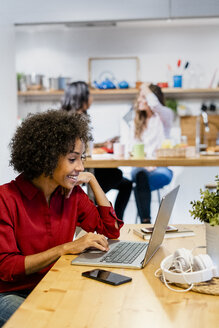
[82,269,132,286]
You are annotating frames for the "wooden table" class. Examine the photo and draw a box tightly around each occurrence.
[5,224,219,328]
[84,155,219,168]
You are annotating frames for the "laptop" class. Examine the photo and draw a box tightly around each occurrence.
[71,185,179,269]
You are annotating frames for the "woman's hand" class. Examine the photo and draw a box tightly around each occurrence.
[63,171,111,207]
[61,173,94,198]
[140,82,152,97]
[25,232,109,275]
[75,172,94,185]
[61,232,109,255]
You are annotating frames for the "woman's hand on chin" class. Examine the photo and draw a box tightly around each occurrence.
[75,172,94,185]
[61,173,94,198]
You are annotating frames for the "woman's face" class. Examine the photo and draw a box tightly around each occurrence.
[52,138,85,189]
[88,94,93,108]
[80,94,93,113]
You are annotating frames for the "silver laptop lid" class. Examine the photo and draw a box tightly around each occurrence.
[142,185,180,267]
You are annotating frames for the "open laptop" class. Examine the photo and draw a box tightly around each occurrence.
[71,185,179,269]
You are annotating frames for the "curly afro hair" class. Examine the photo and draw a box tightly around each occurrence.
[9,110,93,180]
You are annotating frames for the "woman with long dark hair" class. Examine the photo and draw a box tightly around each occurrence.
[61,81,132,221]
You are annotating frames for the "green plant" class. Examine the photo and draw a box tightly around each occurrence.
[190,175,219,226]
[16,72,25,81]
[165,98,177,113]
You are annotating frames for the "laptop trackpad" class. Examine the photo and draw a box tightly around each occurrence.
[81,239,120,258]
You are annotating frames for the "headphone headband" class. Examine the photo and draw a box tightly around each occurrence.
[161,254,218,284]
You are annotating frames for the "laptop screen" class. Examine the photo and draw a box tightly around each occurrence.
[142,185,179,267]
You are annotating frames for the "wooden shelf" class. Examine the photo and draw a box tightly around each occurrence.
[90,88,138,101]
[18,90,64,101]
[84,156,219,168]
[18,90,64,96]
[18,87,219,101]
[162,87,219,99]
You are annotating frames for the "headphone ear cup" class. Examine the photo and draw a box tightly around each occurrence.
[193,254,214,271]
[172,248,193,272]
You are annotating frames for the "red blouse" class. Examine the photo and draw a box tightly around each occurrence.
[0,174,123,292]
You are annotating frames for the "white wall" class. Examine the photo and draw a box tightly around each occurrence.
[16,22,219,139]
[16,22,219,87]
[0,24,17,184]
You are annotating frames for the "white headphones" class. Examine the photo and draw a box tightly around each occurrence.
[157,248,218,292]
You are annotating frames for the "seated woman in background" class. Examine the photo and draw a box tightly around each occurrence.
[61,81,132,221]
[0,110,123,326]
[131,83,174,223]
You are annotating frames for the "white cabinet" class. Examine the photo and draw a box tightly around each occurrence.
[170,0,219,18]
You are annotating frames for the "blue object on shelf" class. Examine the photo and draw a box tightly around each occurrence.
[58,77,71,90]
[118,80,129,89]
[93,79,116,89]
[173,75,182,88]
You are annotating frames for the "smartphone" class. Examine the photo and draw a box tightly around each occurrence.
[141,225,178,234]
[82,269,132,286]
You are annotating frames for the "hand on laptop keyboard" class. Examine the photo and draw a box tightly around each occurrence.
[85,247,106,254]
[62,232,109,254]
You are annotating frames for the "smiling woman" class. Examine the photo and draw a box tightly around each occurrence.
[0,110,123,326]
[53,141,85,190]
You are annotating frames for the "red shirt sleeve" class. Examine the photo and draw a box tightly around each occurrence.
[0,195,26,282]
[75,187,123,239]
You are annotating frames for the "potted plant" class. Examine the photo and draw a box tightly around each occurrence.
[17,72,26,91]
[190,175,219,269]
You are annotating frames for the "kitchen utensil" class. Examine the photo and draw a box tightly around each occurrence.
[25,73,44,90]
[157,82,168,88]
[177,59,181,68]
[133,143,145,159]
[184,61,189,69]
[93,71,116,89]
[118,80,129,89]
[93,78,116,89]
[201,103,210,133]
[113,143,125,158]
[173,75,182,88]
[49,77,59,90]
[58,77,71,90]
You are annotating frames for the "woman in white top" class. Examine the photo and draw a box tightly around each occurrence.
[140,83,174,138]
[131,83,173,223]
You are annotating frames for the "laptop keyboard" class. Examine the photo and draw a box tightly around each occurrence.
[100,241,148,264]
